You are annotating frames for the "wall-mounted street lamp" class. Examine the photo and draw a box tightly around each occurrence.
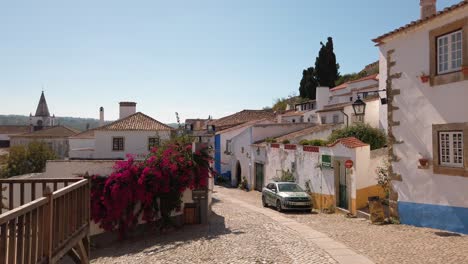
[352,89,387,116]
[352,96,366,116]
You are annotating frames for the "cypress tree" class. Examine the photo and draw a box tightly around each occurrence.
[315,37,339,88]
[299,37,340,99]
[299,67,318,100]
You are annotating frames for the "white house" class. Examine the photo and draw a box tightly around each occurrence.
[373,0,468,233]
[10,126,79,159]
[229,122,314,188]
[316,73,387,130]
[208,109,277,177]
[251,138,387,214]
[277,87,330,124]
[69,102,174,160]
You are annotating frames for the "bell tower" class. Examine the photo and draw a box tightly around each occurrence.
[30,91,55,131]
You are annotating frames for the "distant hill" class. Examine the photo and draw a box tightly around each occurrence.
[0,115,180,132]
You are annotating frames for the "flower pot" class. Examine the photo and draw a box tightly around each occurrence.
[418,158,429,167]
[420,75,430,83]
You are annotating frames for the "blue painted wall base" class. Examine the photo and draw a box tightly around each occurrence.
[399,201,468,234]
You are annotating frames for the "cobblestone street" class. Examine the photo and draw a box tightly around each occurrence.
[92,188,371,263]
[90,186,468,264]
[218,187,468,264]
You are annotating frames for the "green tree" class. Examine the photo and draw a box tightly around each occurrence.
[4,141,56,177]
[299,67,318,99]
[299,37,340,99]
[328,123,387,150]
[315,37,339,89]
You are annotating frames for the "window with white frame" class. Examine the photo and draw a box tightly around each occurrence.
[437,30,463,74]
[439,131,463,167]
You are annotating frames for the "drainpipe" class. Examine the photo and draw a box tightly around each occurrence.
[340,110,349,128]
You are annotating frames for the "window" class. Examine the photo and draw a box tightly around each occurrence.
[437,30,462,74]
[350,97,353,102]
[112,137,124,151]
[362,92,369,99]
[148,137,160,150]
[332,114,339,124]
[439,131,463,167]
[432,123,468,177]
[429,18,467,86]
[225,140,232,154]
[321,116,326,124]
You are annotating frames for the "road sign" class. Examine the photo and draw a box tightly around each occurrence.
[345,160,353,169]
[321,155,332,169]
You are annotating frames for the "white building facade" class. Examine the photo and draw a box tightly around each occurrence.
[374,0,468,233]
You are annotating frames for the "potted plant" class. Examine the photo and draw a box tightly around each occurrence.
[418,158,429,167]
[419,72,430,83]
[462,66,468,76]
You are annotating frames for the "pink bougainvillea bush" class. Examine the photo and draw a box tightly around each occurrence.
[90,141,212,238]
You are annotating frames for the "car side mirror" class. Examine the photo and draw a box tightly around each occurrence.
[273,189,277,193]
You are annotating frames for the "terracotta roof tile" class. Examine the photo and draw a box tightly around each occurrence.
[209,110,276,131]
[272,124,337,143]
[0,125,30,134]
[215,118,274,135]
[69,129,95,139]
[281,111,304,117]
[331,74,379,92]
[10,126,79,138]
[96,112,174,131]
[328,137,369,148]
[373,1,468,44]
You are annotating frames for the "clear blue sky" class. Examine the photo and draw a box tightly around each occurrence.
[0,0,460,122]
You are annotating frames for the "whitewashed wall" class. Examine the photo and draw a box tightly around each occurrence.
[378,5,468,233]
[94,130,171,159]
[229,123,313,186]
[44,160,116,178]
[69,138,95,159]
[379,7,468,207]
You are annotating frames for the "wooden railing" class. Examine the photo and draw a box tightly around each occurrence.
[1,178,82,213]
[0,178,90,264]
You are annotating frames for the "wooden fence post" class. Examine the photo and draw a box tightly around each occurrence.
[43,186,54,263]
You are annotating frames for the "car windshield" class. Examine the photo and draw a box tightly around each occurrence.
[278,183,303,192]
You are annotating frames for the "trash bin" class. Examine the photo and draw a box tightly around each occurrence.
[184,203,198,225]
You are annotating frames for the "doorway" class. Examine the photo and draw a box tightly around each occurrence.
[254,163,264,192]
[334,160,349,210]
[236,161,242,187]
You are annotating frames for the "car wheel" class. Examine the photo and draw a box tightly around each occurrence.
[262,196,267,207]
[276,200,282,212]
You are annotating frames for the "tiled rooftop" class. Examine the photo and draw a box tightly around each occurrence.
[209,110,276,131]
[10,126,79,138]
[373,1,468,43]
[330,74,379,92]
[0,125,30,134]
[96,112,174,131]
[328,137,369,149]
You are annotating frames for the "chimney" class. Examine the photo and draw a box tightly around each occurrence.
[99,107,104,126]
[420,0,436,19]
[119,102,136,119]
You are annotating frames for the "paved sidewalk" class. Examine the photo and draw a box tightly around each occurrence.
[218,186,468,264]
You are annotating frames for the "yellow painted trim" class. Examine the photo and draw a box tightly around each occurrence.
[356,185,386,210]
